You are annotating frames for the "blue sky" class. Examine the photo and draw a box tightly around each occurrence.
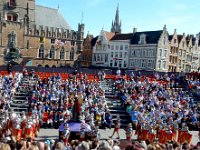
[36,0,200,37]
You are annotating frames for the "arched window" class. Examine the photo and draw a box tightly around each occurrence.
[38,44,44,58]
[70,48,74,60]
[60,47,65,59]
[49,45,55,59]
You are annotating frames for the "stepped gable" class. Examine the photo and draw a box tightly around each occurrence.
[110,33,133,41]
[130,30,163,44]
[35,5,72,30]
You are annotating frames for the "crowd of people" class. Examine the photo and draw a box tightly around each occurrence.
[0,68,199,149]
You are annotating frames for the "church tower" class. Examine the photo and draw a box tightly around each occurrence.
[111,4,121,34]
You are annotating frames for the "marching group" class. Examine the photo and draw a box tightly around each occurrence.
[0,68,199,149]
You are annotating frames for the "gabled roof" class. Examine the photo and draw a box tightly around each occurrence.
[177,35,183,43]
[169,35,173,41]
[91,36,98,47]
[130,30,163,44]
[35,5,71,30]
[110,33,133,41]
[185,35,191,46]
[104,32,115,41]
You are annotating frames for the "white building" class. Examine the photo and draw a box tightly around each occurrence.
[92,30,115,67]
[108,33,132,68]
[129,25,169,72]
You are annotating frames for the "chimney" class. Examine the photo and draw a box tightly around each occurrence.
[174,29,177,33]
[133,27,137,34]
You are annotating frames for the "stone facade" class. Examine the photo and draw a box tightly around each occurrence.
[0,0,84,67]
[168,30,179,72]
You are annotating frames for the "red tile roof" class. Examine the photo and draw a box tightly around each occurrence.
[104,32,115,41]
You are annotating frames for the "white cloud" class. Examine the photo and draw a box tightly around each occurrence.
[174,4,187,10]
[85,0,102,7]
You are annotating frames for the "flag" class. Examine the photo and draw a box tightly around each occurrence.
[55,39,64,47]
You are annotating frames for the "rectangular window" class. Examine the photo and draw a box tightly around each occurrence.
[163,50,167,58]
[159,49,162,57]
[124,52,127,58]
[111,52,113,57]
[148,60,153,68]
[111,45,114,50]
[97,54,100,61]
[7,15,11,21]
[124,61,127,68]
[119,61,122,67]
[119,52,122,58]
[163,61,166,69]
[158,60,161,69]
[120,45,123,50]
[13,15,17,21]
[114,61,117,67]
[110,60,113,67]
[116,45,119,50]
[125,45,128,50]
[141,60,146,68]
[115,52,118,58]
[105,54,108,62]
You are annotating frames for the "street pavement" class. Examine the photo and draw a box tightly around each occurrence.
[37,128,199,145]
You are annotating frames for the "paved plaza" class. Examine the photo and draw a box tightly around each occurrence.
[37,129,199,145]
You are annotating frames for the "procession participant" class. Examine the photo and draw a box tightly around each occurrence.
[109,116,120,139]
[125,123,133,141]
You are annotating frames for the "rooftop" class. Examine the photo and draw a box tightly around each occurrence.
[35,5,72,30]
[131,30,163,44]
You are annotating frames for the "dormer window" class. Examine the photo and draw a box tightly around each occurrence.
[8,0,16,8]
[139,34,146,44]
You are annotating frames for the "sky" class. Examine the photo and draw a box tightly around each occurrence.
[36,0,200,37]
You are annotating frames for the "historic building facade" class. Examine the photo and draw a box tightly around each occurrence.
[129,25,169,72]
[168,29,179,72]
[0,0,84,67]
[108,33,132,68]
[191,34,200,72]
[92,30,115,67]
[82,34,97,67]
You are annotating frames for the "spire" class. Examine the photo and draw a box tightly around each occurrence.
[111,3,121,33]
[115,3,120,27]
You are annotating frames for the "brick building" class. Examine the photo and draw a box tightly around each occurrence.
[82,34,98,67]
[0,0,84,67]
